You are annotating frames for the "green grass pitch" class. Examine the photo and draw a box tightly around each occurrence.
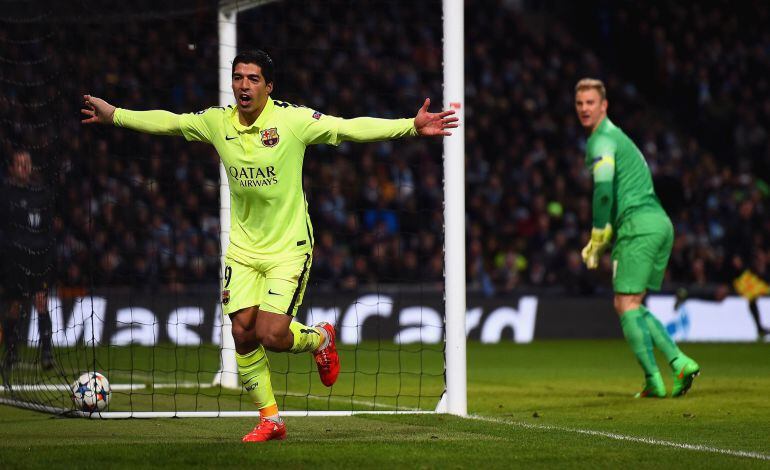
[1,340,769,468]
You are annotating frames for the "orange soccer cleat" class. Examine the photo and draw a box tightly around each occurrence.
[242,418,286,443]
[313,322,340,387]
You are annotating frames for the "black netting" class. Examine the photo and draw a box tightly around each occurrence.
[1,0,446,416]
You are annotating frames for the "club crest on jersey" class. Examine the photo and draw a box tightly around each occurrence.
[222,289,230,305]
[261,128,279,147]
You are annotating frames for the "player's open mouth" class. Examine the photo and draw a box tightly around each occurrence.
[239,94,252,106]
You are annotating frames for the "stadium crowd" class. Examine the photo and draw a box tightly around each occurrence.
[0,0,767,296]
[566,0,770,295]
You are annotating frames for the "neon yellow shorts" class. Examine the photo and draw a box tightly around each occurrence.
[221,252,312,317]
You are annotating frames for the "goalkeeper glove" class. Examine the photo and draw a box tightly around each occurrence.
[581,224,613,269]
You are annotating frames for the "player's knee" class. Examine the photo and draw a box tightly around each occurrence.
[231,323,255,349]
[254,330,275,349]
[613,296,624,314]
[614,293,644,314]
[254,328,290,351]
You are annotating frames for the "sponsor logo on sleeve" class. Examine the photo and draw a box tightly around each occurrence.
[312,111,322,120]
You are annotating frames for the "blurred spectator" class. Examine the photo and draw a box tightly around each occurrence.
[0,0,766,297]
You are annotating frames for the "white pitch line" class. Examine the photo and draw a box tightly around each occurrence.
[1,381,430,413]
[469,415,770,462]
[126,384,423,411]
[279,390,422,412]
[0,382,213,392]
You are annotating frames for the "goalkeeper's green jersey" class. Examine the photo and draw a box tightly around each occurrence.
[115,97,417,261]
[584,117,663,229]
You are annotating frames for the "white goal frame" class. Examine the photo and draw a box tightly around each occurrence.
[213,0,467,417]
[0,0,466,419]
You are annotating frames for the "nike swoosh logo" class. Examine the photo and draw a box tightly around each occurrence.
[268,289,282,296]
[226,135,237,140]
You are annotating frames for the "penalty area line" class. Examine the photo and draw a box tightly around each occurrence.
[468,415,770,462]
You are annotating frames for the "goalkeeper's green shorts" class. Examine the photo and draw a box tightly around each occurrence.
[611,210,674,294]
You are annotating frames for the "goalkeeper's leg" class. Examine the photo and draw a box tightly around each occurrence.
[642,219,699,397]
[641,306,699,397]
[613,232,666,397]
[616,295,666,398]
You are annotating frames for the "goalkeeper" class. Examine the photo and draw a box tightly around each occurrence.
[82,50,457,441]
[575,78,699,398]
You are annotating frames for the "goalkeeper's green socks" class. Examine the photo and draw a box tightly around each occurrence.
[641,306,700,397]
[236,346,277,412]
[620,308,664,397]
[288,321,323,354]
[640,306,687,370]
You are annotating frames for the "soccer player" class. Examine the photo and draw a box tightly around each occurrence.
[575,78,700,398]
[82,50,458,440]
[1,150,56,372]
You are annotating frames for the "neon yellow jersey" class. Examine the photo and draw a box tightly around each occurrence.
[176,97,416,261]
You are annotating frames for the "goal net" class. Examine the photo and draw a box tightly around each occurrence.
[0,0,463,417]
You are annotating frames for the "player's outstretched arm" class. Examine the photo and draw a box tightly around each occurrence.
[413,98,459,137]
[81,94,183,136]
[329,98,459,144]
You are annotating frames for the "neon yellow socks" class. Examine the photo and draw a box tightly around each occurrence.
[236,346,276,411]
[288,321,323,354]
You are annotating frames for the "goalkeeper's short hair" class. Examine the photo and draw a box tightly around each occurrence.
[575,77,606,100]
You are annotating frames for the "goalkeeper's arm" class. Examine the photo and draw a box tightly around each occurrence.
[581,156,615,269]
[81,94,182,136]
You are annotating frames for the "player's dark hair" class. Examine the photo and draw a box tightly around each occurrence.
[232,49,274,85]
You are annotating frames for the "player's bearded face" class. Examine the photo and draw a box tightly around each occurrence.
[575,89,607,131]
[231,62,273,116]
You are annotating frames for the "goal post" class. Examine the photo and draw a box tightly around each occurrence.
[441,0,467,417]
